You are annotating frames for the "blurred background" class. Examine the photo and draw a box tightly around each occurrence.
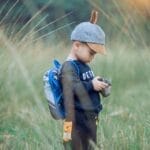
[0,0,150,46]
[0,0,150,149]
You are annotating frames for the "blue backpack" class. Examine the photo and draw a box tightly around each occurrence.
[43,59,79,120]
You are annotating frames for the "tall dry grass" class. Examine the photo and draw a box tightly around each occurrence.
[0,28,150,149]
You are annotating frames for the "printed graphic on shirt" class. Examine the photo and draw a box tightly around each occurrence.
[82,71,94,80]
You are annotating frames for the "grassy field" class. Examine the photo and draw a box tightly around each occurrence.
[0,32,150,150]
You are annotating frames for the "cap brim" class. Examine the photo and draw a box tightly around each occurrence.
[87,43,106,54]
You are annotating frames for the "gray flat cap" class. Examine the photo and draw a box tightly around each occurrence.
[71,22,106,54]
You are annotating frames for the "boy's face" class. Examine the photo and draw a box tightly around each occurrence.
[73,42,97,63]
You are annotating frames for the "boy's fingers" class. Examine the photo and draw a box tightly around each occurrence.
[99,82,108,89]
[96,76,101,80]
[103,82,108,87]
[99,81,108,87]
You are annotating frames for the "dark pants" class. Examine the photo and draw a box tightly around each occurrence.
[64,110,98,150]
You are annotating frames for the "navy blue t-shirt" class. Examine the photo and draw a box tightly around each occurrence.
[60,60,102,120]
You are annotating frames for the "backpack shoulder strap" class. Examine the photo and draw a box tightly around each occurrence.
[66,60,80,76]
[69,61,80,75]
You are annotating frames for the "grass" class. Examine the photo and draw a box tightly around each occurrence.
[0,31,150,150]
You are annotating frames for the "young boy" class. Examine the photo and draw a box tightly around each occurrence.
[60,11,108,150]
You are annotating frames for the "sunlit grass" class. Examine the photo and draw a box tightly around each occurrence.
[0,30,150,149]
[0,0,150,149]
[0,32,65,149]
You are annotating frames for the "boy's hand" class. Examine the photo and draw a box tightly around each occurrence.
[63,121,72,142]
[92,76,108,91]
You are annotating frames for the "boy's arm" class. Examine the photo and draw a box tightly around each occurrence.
[60,63,75,121]
[60,62,94,121]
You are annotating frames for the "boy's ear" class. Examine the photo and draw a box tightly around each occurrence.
[73,41,81,49]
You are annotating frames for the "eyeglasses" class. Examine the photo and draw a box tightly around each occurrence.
[81,42,96,56]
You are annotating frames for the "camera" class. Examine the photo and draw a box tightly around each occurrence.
[98,78,112,86]
[98,78,112,97]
